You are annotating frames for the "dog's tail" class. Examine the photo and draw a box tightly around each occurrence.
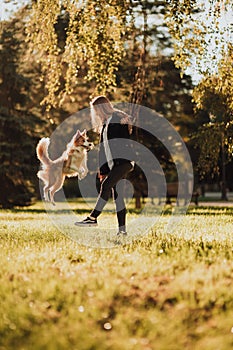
[36,138,52,166]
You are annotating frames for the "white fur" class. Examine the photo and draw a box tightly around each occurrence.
[36,130,93,205]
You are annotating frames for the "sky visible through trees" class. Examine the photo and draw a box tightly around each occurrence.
[1,0,232,85]
[0,0,27,21]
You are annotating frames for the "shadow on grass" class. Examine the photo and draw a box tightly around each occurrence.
[9,208,91,214]
[7,205,233,217]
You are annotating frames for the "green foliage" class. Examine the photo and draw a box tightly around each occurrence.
[166,0,233,76]
[166,1,233,188]
[0,108,36,208]
[0,1,198,208]
[80,1,130,93]
[192,123,222,176]
[145,57,195,136]
[25,0,63,109]
[192,45,233,179]
[26,0,131,110]
[193,46,233,118]
[0,10,46,208]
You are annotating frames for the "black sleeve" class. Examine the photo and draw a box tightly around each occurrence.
[99,126,110,175]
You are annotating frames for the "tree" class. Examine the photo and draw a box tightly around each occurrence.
[25,0,182,111]
[165,0,232,76]
[0,1,198,208]
[0,9,46,208]
[166,0,233,196]
[25,0,131,110]
[192,48,233,199]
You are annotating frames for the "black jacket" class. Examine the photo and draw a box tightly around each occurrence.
[99,112,134,175]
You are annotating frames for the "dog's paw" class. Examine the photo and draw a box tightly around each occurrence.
[78,174,85,180]
[78,168,88,180]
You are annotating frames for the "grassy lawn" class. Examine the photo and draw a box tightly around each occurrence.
[0,202,233,350]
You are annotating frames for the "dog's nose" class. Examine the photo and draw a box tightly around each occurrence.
[86,142,94,151]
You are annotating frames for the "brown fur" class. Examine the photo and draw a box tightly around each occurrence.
[36,130,93,205]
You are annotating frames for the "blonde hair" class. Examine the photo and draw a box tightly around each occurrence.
[90,95,133,134]
[90,96,113,133]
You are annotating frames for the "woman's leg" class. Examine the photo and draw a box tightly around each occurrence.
[113,184,126,232]
[90,162,132,219]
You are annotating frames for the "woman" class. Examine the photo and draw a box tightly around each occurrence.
[75,96,134,235]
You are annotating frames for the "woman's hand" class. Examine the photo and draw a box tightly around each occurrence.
[99,174,107,182]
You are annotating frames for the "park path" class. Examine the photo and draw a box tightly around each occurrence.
[198,192,233,207]
[198,201,233,207]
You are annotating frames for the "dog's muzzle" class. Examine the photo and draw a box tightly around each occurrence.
[83,142,94,152]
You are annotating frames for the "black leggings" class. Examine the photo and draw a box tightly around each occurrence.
[90,162,133,231]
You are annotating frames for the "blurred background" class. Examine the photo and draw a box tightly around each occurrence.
[0,0,232,208]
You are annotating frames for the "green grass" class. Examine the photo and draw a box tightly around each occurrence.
[0,202,233,350]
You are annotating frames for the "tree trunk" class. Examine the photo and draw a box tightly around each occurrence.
[221,133,228,201]
[135,196,141,209]
[130,2,147,210]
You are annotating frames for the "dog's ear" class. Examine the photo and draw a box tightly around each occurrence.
[73,130,81,141]
[75,130,81,137]
[81,129,87,137]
